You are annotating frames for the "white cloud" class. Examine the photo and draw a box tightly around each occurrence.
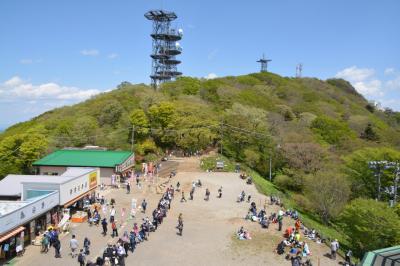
[335,66,382,97]
[386,75,400,90]
[353,80,383,97]
[80,49,99,56]
[20,59,33,64]
[4,76,23,87]
[1,76,101,101]
[335,66,375,83]
[108,53,118,59]
[335,67,400,111]
[205,73,218,80]
[385,68,395,75]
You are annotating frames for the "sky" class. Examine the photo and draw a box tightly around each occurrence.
[0,0,399,129]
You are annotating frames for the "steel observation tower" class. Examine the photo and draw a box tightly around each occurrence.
[145,10,183,89]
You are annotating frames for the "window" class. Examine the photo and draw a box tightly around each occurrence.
[85,182,87,188]
[70,189,73,195]
[74,187,77,193]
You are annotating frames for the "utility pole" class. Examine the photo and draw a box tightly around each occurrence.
[220,122,223,156]
[269,156,272,181]
[131,125,135,152]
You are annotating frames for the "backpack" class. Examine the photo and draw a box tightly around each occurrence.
[78,253,84,263]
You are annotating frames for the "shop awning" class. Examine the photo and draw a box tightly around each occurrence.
[0,226,25,243]
[63,186,97,208]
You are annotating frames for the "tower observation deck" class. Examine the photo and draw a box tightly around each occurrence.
[145,10,183,88]
[257,54,271,72]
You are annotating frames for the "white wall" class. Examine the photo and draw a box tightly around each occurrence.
[59,169,100,205]
[38,166,67,175]
[0,191,59,235]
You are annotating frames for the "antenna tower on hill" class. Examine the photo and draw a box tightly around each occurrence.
[145,10,183,89]
[296,63,303,78]
[257,54,271,72]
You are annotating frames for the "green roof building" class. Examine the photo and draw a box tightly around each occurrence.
[361,245,400,266]
[33,149,135,183]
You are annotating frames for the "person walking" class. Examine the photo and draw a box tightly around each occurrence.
[176,181,181,191]
[278,215,283,231]
[331,239,339,260]
[69,234,79,258]
[218,187,222,198]
[181,191,187,202]
[126,181,131,194]
[111,221,118,238]
[110,206,116,223]
[204,188,210,201]
[53,237,61,258]
[345,250,352,265]
[77,249,85,266]
[41,233,49,253]
[129,231,136,252]
[101,218,108,236]
[83,237,91,255]
[189,188,194,200]
[141,199,147,213]
[177,213,183,236]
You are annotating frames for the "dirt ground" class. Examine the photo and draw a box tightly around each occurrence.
[129,157,339,266]
[14,157,340,266]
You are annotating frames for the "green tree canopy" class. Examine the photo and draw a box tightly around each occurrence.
[130,109,150,137]
[311,116,354,145]
[339,198,400,257]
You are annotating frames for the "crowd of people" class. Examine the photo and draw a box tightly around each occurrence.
[33,163,353,266]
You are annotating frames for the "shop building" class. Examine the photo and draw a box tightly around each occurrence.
[0,167,99,261]
[32,149,134,184]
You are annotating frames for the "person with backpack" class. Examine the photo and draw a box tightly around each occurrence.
[129,231,136,252]
[141,199,147,213]
[53,237,61,258]
[177,213,183,236]
[41,233,49,253]
[83,237,91,255]
[331,239,339,260]
[101,218,108,236]
[77,249,85,266]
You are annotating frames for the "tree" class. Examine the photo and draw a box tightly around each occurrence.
[310,116,354,145]
[97,101,123,127]
[339,198,400,257]
[148,102,178,146]
[360,123,379,141]
[148,102,177,129]
[71,116,98,146]
[305,173,350,223]
[343,147,400,199]
[130,109,150,137]
[281,143,326,174]
[0,132,48,178]
[365,103,375,113]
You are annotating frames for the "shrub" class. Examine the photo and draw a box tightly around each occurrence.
[311,116,354,145]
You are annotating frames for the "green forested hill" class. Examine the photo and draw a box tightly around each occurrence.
[2,72,400,256]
